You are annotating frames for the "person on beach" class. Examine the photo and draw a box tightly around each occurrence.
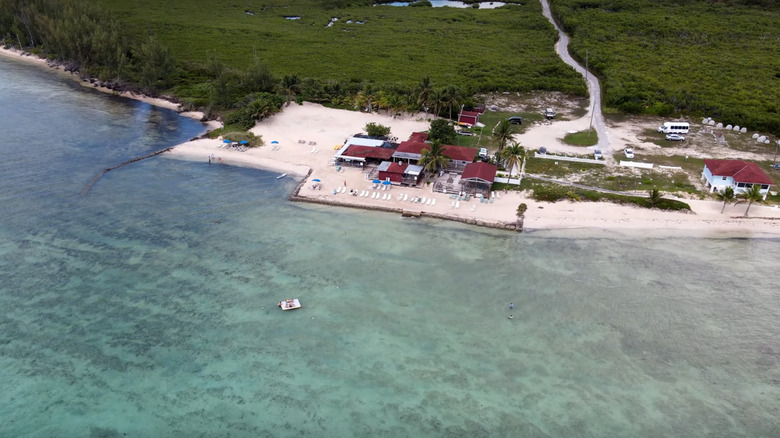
[509,303,514,309]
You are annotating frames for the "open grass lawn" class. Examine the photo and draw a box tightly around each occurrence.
[93,0,586,95]
[551,0,780,136]
[562,130,598,146]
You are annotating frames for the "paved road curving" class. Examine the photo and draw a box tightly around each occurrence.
[539,0,610,152]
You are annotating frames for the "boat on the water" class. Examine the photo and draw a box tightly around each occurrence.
[276,173,287,179]
[278,299,301,310]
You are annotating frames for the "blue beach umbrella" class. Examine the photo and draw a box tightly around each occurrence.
[372,179,381,184]
[382,181,391,185]
[223,139,231,144]
[271,140,279,144]
[240,140,248,145]
[313,178,321,182]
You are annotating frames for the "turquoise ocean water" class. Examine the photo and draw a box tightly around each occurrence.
[1,57,779,437]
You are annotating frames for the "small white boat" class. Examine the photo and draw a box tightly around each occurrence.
[278,299,301,311]
[276,173,287,179]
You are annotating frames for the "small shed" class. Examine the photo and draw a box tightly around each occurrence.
[458,110,481,127]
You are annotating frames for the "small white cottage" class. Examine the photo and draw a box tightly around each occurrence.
[702,159,772,199]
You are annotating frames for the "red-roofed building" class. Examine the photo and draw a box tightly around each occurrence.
[392,141,429,163]
[442,145,477,168]
[460,162,497,196]
[393,142,476,170]
[458,110,481,127]
[377,161,424,185]
[702,159,772,199]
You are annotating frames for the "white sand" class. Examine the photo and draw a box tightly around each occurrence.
[5,45,777,236]
[167,102,780,237]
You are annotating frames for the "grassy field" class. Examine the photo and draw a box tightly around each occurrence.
[551,0,780,136]
[92,0,586,95]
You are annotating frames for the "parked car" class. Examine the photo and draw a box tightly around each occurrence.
[624,148,634,159]
[457,129,473,136]
[508,116,523,124]
[538,146,547,155]
[594,149,603,160]
[544,108,556,119]
[478,148,488,159]
[666,134,685,141]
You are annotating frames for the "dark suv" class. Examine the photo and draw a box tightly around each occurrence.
[508,116,523,124]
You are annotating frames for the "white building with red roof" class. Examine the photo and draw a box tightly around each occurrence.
[702,159,772,199]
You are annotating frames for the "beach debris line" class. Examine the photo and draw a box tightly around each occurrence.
[81,146,174,195]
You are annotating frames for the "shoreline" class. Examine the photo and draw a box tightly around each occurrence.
[4,46,779,238]
[0,46,208,123]
[165,102,780,238]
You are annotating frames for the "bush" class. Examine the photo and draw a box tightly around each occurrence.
[364,122,391,137]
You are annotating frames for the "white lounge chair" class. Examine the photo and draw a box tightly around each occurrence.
[426,198,432,205]
[431,199,436,206]
[455,201,460,209]
[402,194,408,201]
[451,201,455,208]
[471,204,476,211]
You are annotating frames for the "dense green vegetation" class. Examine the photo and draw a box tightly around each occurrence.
[524,181,692,211]
[551,0,780,135]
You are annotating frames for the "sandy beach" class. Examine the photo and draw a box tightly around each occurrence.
[4,45,778,237]
[166,102,780,237]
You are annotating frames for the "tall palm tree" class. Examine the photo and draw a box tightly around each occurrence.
[715,186,736,214]
[386,92,405,118]
[442,85,462,120]
[493,119,514,153]
[415,76,433,114]
[418,140,451,175]
[737,184,765,216]
[501,142,525,177]
[428,87,445,119]
[279,74,301,106]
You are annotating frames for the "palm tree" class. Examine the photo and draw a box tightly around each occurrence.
[442,85,462,120]
[501,142,525,178]
[418,140,450,175]
[493,119,514,154]
[715,186,736,214]
[279,74,301,106]
[648,188,662,206]
[415,76,433,114]
[428,87,445,119]
[737,184,765,216]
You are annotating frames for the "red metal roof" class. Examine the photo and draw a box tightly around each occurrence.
[704,159,772,185]
[395,141,428,155]
[409,132,428,142]
[461,162,497,183]
[442,145,477,162]
[341,145,395,160]
[384,161,408,175]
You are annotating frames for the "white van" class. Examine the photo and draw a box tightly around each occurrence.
[658,121,690,134]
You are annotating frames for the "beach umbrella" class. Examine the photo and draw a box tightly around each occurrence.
[312,178,321,182]
[271,140,279,144]
[372,179,381,184]
[382,181,391,185]
[240,140,248,145]
[223,139,231,144]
